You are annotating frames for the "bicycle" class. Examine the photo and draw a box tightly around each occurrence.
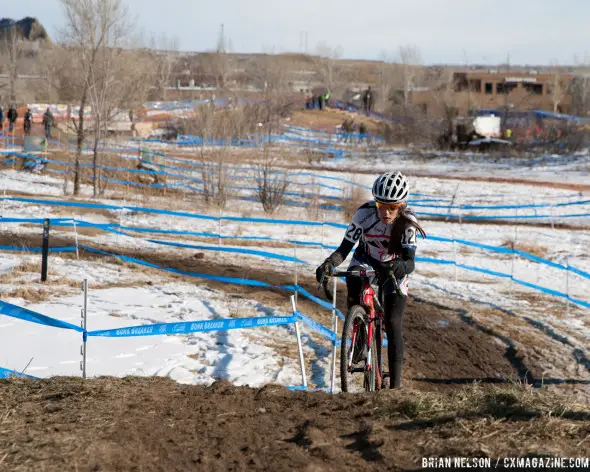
[320,268,401,393]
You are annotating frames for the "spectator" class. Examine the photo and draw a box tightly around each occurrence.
[358,122,367,141]
[341,118,351,142]
[43,107,54,139]
[363,86,373,113]
[7,105,17,132]
[24,108,33,136]
[0,106,4,132]
[322,90,330,108]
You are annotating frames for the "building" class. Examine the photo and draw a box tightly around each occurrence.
[410,70,575,118]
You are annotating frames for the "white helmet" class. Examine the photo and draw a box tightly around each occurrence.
[372,171,409,204]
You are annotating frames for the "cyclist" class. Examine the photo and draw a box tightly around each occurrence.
[315,171,426,389]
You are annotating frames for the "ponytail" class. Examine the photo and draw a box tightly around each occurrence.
[387,202,426,255]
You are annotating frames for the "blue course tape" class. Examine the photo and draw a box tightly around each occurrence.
[294,286,346,320]
[410,199,590,211]
[0,366,38,379]
[295,311,336,342]
[2,212,589,282]
[5,197,219,222]
[88,315,297,338]
[416,257,590,309]
[0,300,84,332]
[147,239,310,264]
[417,211,590,220]
[427,235,590,281]
[0,245,77,253]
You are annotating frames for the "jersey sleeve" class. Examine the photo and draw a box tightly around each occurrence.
[326,209,363,266]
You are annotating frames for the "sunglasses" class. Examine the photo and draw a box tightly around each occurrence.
[376,201,402,211]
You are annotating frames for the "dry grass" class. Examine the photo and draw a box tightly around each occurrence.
[342,181,366,221]
[4,286,54,303]
[376,381,588,422]
[305,179,322,222]
[500,239,548,258]
[459,245,476,256]
[0,261,41,284]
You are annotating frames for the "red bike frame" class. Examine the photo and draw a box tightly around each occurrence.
[348,278,385,388]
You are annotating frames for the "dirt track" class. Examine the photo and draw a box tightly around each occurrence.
[1,377,589,472]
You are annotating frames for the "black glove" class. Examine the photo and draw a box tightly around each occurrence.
[386,259,407,280]
[315,259,335,283]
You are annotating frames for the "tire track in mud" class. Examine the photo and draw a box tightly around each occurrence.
[419,280,590,377]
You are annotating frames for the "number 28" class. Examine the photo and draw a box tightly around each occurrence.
[346,223,362,241]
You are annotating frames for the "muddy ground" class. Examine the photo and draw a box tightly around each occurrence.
[1,377,589,472]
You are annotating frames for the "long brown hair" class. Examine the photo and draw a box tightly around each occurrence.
[387,201,427,255]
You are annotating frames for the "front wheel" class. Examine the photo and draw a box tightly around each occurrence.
[340,305,377,393]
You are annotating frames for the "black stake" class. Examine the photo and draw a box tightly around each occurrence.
[41,218,50,282]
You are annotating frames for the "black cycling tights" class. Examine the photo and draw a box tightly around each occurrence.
[346,275,406,388]
[383,293,406,388]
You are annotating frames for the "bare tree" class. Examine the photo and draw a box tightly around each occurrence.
[247,49,292,140]
[549,61,566,114]
[199,148,231,209]
[152,34,179,100]
[399,44,423,107]
[0,25,22,103]
[54,0,128,195]
[377,51,398,111]
[256,148,289,213]
[313,41,343,94]
[54,0,155,196]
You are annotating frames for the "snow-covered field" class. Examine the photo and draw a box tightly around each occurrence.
[1,142,589,392]
[0,254,311,387]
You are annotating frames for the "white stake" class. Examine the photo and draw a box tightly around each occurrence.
[1,190,6,231]
[451,225,458,283]
[72,216,79,260]
[80,279,88,379]
[218,207,222,247]
[290,295,307,389]
[330,275,338,394]
[294,244,298,305]
[565,256,570,317]
[320,221,325,260]
[511,212,518,298]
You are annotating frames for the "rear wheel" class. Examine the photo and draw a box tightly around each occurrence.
[340,305,377,393]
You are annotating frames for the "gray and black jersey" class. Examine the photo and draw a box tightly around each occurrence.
[327,201,420,271]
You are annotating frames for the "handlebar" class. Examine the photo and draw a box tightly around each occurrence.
[318,266,399,291]
[330,269,377,278]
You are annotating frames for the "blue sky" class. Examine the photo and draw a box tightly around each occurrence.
[4,0,590,65]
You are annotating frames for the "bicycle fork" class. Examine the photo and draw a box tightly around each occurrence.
[366,322,374,371]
